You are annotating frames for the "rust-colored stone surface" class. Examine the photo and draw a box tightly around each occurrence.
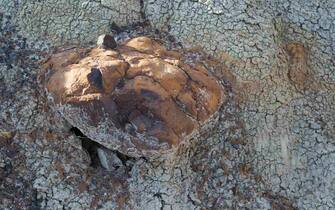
[41,36,224,156]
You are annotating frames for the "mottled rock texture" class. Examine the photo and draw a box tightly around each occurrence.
[0,0,143,44]
[144,0,335,209]
[0,0,334,209]
[41,36,224,157]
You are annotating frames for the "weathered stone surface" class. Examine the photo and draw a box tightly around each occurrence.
[144,1,335,209]
[41,36,224,157]
[1,0,335,209]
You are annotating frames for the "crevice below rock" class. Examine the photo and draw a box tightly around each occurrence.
[69,127,135,172]
[70,127,102,168]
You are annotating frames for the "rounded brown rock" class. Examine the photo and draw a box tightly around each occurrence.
[41,36,225,157]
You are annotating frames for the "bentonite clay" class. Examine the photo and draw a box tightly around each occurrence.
[40,36,225,157]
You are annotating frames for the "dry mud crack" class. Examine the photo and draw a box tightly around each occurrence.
[0,0,334,209]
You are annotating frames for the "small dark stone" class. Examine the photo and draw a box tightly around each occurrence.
[97,34,117,49]
[87,67,103,90]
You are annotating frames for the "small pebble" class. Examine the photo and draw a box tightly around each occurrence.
[97,34,117,49]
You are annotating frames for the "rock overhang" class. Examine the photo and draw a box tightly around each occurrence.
[40,36,226,157]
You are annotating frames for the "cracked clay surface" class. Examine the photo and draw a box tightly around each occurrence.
[1,0,334,209]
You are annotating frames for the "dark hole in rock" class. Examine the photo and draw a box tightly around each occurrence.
[70,127,135,171]
[114,150,135,169]
[87,67,103,90]
[70,127,101,168]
